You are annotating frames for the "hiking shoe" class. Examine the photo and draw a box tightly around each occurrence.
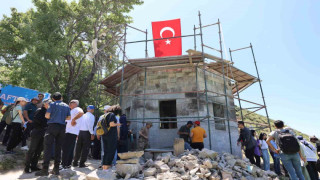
[24,167,31,173]
[50,168,59,175]
[35,170,49,176]
[21,146,29,151]
[5,150,15,154]
[79,164,88,168]
[31,166,41,171]
[72,162,78,167]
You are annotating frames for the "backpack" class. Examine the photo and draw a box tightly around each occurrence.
[277,129,300,154]
[96,113,110,136]
[5,105,18,125]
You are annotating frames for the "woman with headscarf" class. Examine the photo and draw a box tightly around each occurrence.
[101,105,121,170]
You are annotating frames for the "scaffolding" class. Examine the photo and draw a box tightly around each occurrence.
[99,12,271,153]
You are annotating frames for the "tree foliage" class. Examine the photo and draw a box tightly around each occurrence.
[0,0,143,105]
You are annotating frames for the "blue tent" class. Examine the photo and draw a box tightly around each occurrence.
[0,84,50,104]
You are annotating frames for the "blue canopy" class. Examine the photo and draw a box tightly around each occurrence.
[0,84,50,104]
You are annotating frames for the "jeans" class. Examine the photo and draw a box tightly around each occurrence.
[184,142,192,150]
[274,157,282,175]
[279,153,305,180]
[112,149,117,166]
[261,149,270,171]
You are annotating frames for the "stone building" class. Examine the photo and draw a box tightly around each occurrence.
[100,50,257,157]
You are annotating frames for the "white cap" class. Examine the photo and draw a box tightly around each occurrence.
[17,97,27,102]
[104,105,111,111]
[70,99,79,106]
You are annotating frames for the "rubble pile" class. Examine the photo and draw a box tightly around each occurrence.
[117,148,278,180]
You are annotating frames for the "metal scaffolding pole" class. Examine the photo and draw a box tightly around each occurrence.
[143,68,147,125]
[229,48,244,121]
[218,19,233,154]
[198,11,212,150]
[145,29,148,58]
[194,25,197,50]
[119,25,127,107]
[250,43,271,131]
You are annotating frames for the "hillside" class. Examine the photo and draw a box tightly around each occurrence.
[235,107,309,140]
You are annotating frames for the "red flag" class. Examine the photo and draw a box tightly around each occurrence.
[152,19,182,57]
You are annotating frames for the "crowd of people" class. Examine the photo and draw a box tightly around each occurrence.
[0,92,136,176]
[1,94,320,179]
[237,120,320,180]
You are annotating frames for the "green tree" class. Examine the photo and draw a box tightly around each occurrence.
[0,0,142,104]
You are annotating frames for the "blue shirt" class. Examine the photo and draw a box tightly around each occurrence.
[24,102,38,120]
[270,140,280,158]
[47,101,71,125]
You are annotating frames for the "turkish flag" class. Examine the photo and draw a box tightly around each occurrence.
[152,19,182,57]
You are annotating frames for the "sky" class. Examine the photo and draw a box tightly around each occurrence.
[1,0,319,136]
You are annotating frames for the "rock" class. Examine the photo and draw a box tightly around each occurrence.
[154,160,164,168]
[235,159,247,168]
[144,176,157,180]
[203,159,213,168]
[221,170,233,180]
[145,159,154,167]
[118,151,144,160]
[198,148,218,160]
[186,154,197,160]
[60,169,77,179]
[174,138,185,156]
[117,158,140,164]
[226,158,236,168]
[144,151,154,160]
[185,161,197,170]
[211,161,218,169]
[156,172,179,179]
[116,163,141,178]
[189,167,199,176]
[265,170,278,178]
[175,159,184,168]
[86,169,117,180]
[144,167,157,177]
[160,164,170,172]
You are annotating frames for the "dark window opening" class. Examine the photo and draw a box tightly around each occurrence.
[213,103,226,130]
[125,107,131,119]
[159,100,177,129]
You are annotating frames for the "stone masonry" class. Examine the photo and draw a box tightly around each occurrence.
[121,65,242,157]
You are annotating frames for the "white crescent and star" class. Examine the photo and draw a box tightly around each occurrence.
[160,27,175,45]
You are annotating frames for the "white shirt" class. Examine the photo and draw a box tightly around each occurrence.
[66,107,84,135]
[79,112,95,135]
[260,140,269,150]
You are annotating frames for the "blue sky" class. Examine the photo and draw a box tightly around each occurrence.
[1,0,319,136]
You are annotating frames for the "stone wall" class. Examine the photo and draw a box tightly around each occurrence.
[121,65,241,157]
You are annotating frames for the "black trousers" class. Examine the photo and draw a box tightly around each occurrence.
[254,155,261,168]
[91,136,101,160]
[22,122,33,147]
[0,120,12,145]
[102,134,117,166]
[117,139,128,154]
[244,146,256,165]
[6,122,23,151]
[42,123,65,170]
[61,133,77,166]
[25,128,45,168]
[191,142,204,150]
[306,161,319,180]
[73,131,91,164]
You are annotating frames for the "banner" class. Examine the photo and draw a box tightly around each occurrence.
[0,84,50,104]
[152,18,182,57]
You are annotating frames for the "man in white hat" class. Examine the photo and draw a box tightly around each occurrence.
[61,99,84,169]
